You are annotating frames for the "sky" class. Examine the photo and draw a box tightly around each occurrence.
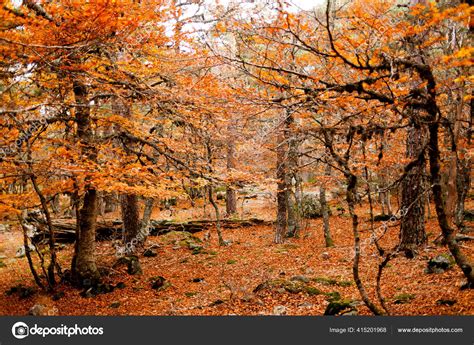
[290,0,326,11]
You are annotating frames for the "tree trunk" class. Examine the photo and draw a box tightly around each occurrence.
[209,186,225,246]
[275,116,288,244]
[103,192,118,214]
[121,194,141,253]
[285,110,301,237]
[455,157,471,233]
[225,122,237,217]
[71,80,100,286]
[428,121,474,287]
[399,125,427,257]
[320,162,333,247]
[320,185,333,247]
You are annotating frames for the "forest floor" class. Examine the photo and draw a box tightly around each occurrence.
[0,199,473,316]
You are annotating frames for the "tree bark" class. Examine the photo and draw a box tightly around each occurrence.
[320,162,333,247]
[320,185,333,247]
[275,117,288,244]
[71,80,100,286]
[121,194,141,251]
[285,109,301,237]
[399,125,427,257]
[225,122,237,217]
[428,121,474,287]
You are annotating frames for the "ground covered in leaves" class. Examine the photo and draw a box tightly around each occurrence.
[0,209,473,316]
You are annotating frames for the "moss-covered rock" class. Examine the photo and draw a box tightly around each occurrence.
[313,276,353,287]
[394,293,415,304]
[162,231,204,253]
[253,279,322,296]
[325,291,341,302]
[324,299,355,316]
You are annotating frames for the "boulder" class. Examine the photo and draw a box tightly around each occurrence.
[426,255,452,274]
[301,193,322,219]
[15,244,36,258]
[290,275,310,283]
[143,249,157,257]
[29,304,46,316]
[273,305,287,316]
[324,300,356,316]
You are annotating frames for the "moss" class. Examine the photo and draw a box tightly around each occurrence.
[283,243,299,250]
[185,292,198,297]
[226,259,237,265]
[439,253,455,266]
[162,231,202,247]
[305,286,323,296]
[314,277,338,285]
[325,291,341,302]
[313,276,353,287]
[394,293,415,304]
[324,299,354,315]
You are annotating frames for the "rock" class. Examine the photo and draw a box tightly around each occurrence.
[52,292,65,301]
[216,191,226,200]
[0,224,9,232]
[393,293,415,304]
[15,244,36,258]
[150,276,170,291]
[115,256,143,275]
[110,301,121,308]
[341,310,358,316]
[290,275,310,283]
[29,304,46,316]
[322,252,330,260]
[373,214,392,222]
[96,283,115,294]
[324,300,354,316]
[301,193,322,219]
[305,286,322,296]
[143,249,157,258]
[298,302,314,309]
[80,287,95,298]
[426,255,452,274]
[436,299,456,306]
[128,259,142,275]
[79,283,114,298]
[115,282,126,289]
[325,291,341,301]
[349,300,364,307]
[6,285,36,299]
[209,299,225,307]
[273,305,287,316]
[241,293,254,302]
[222,239,233,246]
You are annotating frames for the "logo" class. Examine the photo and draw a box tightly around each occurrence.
[12,322,29,339]
[11,322,104,339]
